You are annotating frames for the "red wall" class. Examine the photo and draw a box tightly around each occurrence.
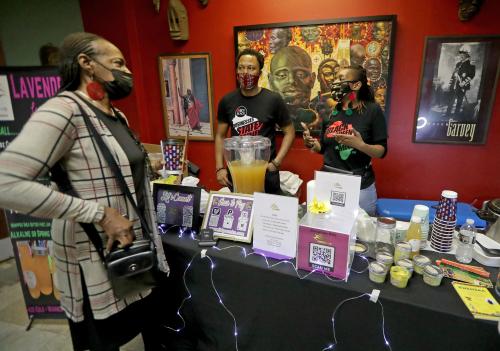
[80,0,500,205]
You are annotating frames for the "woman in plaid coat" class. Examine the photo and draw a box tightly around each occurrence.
[0,32,169,350]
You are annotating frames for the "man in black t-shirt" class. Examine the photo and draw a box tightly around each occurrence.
[215,49,295,194]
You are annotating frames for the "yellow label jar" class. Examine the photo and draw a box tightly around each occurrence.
[423,265,444,287]
[413,255,431,275]
[390,266,410,288]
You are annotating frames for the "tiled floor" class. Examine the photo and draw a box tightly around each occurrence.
[0,258,144,351]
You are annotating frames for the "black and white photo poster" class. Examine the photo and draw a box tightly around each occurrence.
[414,36,500,144]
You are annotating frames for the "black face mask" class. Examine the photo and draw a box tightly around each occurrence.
[103,69,133,100]
[330,80,354,102]
[94,60,134,100]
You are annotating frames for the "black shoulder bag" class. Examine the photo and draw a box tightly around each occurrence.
[51,95,158,299]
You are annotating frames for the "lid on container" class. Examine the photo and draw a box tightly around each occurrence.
[377,217,396,228]
[441,190,458,199]
[413,255,431,265]
[411,216,421,223]
[369,261,387,274]
[396,241,411,250]
[162,138,184,146]
[424,264,443,276]
[223,136,271,150]
[396,258,413,268]
[376,251,393,262]
[353,242,368,254]
[487,199,500,216]
[414,204,429,212]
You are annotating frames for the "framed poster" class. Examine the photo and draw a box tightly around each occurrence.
[413,35,500,144]
[153,184,201,229]
[158,53,215,141]
[202,192,255,243]
[234,15,397,132]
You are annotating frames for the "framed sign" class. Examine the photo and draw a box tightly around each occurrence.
[413,35,500,144]
[202,192,255,243]
[234,15,397,132]
[153,184,201,229]
[158,53,215,141]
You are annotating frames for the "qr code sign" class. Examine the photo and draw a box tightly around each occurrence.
[330,191,346,207]
[309,243,335,268]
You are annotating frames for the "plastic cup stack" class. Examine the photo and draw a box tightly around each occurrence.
[430,190,457,252]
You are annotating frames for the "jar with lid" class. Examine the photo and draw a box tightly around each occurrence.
[413,254,431,275]
[375,217,397,256]
[423,265,444,286]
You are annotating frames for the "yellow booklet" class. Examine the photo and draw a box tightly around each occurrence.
[452,281,500,321]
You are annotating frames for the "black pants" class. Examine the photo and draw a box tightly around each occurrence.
[68,269,167,351]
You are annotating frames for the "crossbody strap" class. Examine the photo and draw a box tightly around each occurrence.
[50,94,154,261]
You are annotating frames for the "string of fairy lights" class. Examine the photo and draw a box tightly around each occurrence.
[158,225,392,350]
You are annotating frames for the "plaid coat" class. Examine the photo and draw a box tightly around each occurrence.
[0,91,169,322]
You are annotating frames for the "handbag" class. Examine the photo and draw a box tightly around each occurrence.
[51,94,159,299]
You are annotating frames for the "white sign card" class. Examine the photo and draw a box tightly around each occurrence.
[314,171,361,219]
[252,192,298,259]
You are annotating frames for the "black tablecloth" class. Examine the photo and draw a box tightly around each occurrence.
[160,234,500,351]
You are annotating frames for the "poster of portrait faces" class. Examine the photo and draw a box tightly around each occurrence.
[234,16,396,132]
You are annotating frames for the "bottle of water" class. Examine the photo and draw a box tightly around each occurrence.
[455,218,476,263]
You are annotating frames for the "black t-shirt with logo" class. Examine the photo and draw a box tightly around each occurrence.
[217,88,291,159]
[320,102,388,189]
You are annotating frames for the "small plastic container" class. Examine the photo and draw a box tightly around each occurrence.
[376,251,394,270]
[390,266,410,288]
[394,241,411,262]
[413,255,431,275]
[423,265,444,287]
[369,261,388,283]
[396,258,414,277]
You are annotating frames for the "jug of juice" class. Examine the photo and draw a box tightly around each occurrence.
[224,136,271,194]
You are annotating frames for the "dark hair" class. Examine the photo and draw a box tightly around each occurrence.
[39,43,60,66]
[236,48,264,71]
[59,32,103,91]
[347,65,374,103]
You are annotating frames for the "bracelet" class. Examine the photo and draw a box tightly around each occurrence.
[216,167,225,174]
[271,160,280,169]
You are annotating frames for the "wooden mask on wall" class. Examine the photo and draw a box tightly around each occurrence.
[458,0,484,21]
[168,0,189,40]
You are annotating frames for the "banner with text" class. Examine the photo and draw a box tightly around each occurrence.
[0,66,64,318]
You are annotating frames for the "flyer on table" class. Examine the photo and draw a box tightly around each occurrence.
[252,193,298,259]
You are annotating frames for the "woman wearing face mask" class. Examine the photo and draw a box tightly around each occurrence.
[302,66,388,215]
[0,32,169,350]
[214,48,295,194]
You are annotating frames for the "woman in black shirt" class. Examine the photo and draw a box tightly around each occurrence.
[303,66,388,215]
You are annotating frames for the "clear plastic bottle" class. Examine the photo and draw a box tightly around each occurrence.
[406,216,422,259]
[455,218,476,264]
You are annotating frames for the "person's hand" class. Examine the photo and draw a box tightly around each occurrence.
[301,122,318,149]
[98,207,135,252]
[333,128,364,150]
[216,168,232,187]
[267,161,279,172]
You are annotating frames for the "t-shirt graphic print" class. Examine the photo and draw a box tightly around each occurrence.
[232,106,263,136]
